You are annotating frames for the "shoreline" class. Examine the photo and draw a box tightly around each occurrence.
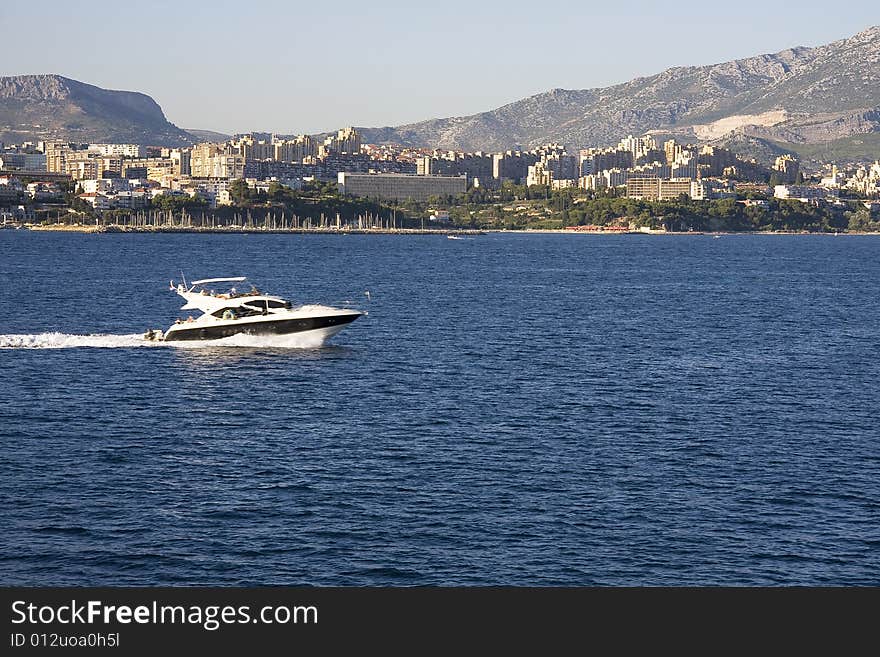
[507,229,880,236]
[12,224,483,236]
[4,224,880,236]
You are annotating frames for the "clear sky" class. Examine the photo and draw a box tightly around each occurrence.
[2,0,878,135]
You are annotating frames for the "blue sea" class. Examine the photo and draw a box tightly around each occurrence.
[1,230,878,585]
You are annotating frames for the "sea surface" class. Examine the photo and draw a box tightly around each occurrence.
[1,230,878,586]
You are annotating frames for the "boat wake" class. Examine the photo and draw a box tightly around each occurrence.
[0,333,153,349]
[0,332,329,350]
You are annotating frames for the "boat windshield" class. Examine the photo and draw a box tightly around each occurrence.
[209,299,292,317]
[194,281,263,299]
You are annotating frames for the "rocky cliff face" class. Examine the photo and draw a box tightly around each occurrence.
[358,26,880,152]
[0,75,193,146]
[741,109,880,143]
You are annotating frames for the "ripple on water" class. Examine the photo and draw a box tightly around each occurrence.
[1,232,879,585]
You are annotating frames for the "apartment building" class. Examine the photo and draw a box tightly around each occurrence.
[338,172,466,201]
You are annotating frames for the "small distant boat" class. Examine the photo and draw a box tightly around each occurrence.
[447,234,463,240]
[712,235,721,239]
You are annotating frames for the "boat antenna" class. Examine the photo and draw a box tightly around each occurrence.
[181,271,188,290]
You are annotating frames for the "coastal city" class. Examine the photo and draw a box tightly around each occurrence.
[1,126,879,233]
[4,1,880,642]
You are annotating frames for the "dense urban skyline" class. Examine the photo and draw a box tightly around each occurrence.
[1,1,878,135]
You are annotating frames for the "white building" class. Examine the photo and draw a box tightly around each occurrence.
[578,174,606,191]
[617,134,657,161]
[77,193,111,211]
[774,185,836,201]
[109,191,149,210]
[179,178,230,207]
[91,144,146,158]
[670,156,698,180]
[25,181,63,200]
[689,180,708,200]
[526,162,552,187]
[819,165,842,188]
[78,178,132,194]
[632,161,671,178]
[602,168,629,188]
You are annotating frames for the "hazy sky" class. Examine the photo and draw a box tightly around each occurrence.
[2,1,878,135]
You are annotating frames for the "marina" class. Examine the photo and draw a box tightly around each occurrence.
[15,218,483,236]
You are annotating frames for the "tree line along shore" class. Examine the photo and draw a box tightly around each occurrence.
[7,179,880,234]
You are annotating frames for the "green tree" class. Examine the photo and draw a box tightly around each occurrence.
[152,193,208,212]
[228,179,250,205]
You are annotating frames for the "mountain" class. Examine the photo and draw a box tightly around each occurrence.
[184,128,232,143]
[358,26,880,158]
[706,132,797,164]
[5,27,878,159]
[0,75,193,146]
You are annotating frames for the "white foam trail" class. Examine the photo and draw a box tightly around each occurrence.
[0,331,328,350]
[0,332,155,349]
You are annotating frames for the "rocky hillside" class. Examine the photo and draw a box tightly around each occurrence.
[359,26,880,153]
[0,75,193,146]
[184,128,232,143]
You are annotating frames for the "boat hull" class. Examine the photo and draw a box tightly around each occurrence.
[162,312,360,342]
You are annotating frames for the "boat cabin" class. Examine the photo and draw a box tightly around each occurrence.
[211,298,292,320]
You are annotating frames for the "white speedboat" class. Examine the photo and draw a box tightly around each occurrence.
[144,276,362,343]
